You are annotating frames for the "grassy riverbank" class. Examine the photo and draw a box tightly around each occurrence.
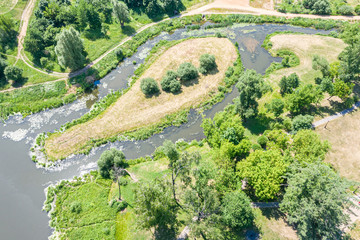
[44,37,238,160]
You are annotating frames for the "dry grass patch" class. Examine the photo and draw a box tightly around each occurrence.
[316,109,360,182]
[45,37,237,160]
[250,0,274,10]
[259,34,346,111]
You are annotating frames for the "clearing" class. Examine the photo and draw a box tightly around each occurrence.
[0,0,17,14]
[44,37,238,160]
[316,109,360,182]
[259,34,346,115]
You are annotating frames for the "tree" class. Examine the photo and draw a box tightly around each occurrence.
[112,0,130,27]
[177,62,199,82]
[339,39,360,82]
[55,27,86,71]
[312,54,330,77]
[291,114,314,133]
[266,98,284,117]
[160,70,181,93]
[319,77,334,96]
[280,162,351,240]
[303,0,331,14]
[140,77,160,96]
[134,178,178,240]
[235,69,268,119]
[4,66,23,84]
[291,130,330,163]
[237,149,288,201]
[97,148,127,179]
[221,190,254,231]
[338,5,354,15]
[286,84,322,115]
[279,73,300,96]
[333,79,354,100]
[0,15,16,50]
[0,57,8,83]
[86,6,102,30]
[199,54,216,74]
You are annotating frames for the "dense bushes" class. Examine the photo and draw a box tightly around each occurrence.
[177,62,199,82]
[160,70,181,93]
[279,73,300,96]
[140,78,160,96]
[199,54,217,74]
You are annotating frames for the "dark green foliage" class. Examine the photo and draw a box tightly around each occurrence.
[286,84,322,115]
[303,0,331,15]
[319,77,334,95]
[4,66,23,83]
[355,5,360,15]
[333,79,354,100]
[97,148,127,179]
[279,73,300,96]
[0,57,8,83]
[115,48,124,61]
[177,62,199,82]
[221,190,254,231]
[70,201,82,214]
[266,98,285,117]
[199,54,217,74]
[291,114,314,133]
[340,41,360,82]
[162,140,179,162]
[281,162,351,240]
[0,15,17,52]
[257,135,269,147]
[235,69,268,119]
[134,178,178,240]
[160,70,181,93]
[140,77,160,96]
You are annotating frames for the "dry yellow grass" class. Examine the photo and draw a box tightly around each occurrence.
[259,34,346,112]
[316,109,360,182]
[45,38,237,160]
[250,0,274,10]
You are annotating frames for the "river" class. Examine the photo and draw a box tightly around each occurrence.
[0,23,330,239]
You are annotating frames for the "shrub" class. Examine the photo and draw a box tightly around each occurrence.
[177,62,199,82]
[355,5,360,15]
[338,5,354,16]
[199,54,217,74]
[257,135,269,147]
[279,73,300,96]
[4,66,23,83]
[292,114,314,133]
[252,144,262,151]
[40,57,49,68]
[161,70,181,93]
[140,78,160,96]
[70,201,82,214]
[115,48,124,60]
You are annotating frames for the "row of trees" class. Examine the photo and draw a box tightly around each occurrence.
[140,54,217,96]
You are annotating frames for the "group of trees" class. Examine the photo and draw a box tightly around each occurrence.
[123,0,184,16]
[141,54,217,96]
[0,58,24,86]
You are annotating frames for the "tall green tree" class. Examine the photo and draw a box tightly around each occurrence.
[55,27,87,70]
[4,66,23,84]
[281,162,352,240]
[97,148,128,179]
[0,57,8,83]
[234,69,268,119]
[286,84,322,115]
[134,178,178,240]
[237,149,288,201]
[112,0,130,27]
[312,54,330,77]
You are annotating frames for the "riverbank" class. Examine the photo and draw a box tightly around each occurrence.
[43,37,238,160]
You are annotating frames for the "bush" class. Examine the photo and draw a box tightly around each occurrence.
[338,5,354,16]
[4,66,23,83]
[70,201,82,214]
[140,78,160,96]
[199,54,217,74]
[292,114,314,133]
[40,57,49,68]
[252,144,262,151]
[355,5,360,15]
[177,62,199,82]
[115,48,124,61]
[161,70,181,93]
[257,135,269,147]
[111,200,128,212]
[279,73,300,96]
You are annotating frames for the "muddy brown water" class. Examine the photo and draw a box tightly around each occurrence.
[0,24,330,239]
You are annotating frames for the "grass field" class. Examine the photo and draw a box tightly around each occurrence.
[44,37,237,160]
[250,0,274,10]
[0,0,17,14]
[316,109,360,182]
[259,34,346,115]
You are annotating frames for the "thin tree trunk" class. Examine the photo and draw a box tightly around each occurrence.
[118,178,122,201]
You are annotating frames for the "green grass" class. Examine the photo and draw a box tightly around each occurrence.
[0,80,76,119]
[2,0,28,30]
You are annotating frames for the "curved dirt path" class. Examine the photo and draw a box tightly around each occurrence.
[0,0,18,15]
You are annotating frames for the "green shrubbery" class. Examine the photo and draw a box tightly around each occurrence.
[140,78,160,96]
[199,53,217,74]
[160,70,181,93]
[177,62,199,82]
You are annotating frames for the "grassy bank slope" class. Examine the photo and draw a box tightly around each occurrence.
[44,37,237,160]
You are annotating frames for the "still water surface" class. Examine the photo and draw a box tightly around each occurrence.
[0,24,329,239]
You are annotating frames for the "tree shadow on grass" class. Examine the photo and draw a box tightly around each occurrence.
[122,25,137,37]
[144,91,161,99]
[243,113,272,136]
[181,77,199,87]
[201,66,219,76]
[83,28,109,41]
[11,77,28,88]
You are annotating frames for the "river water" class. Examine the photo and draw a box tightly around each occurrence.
[0,24,329,239]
